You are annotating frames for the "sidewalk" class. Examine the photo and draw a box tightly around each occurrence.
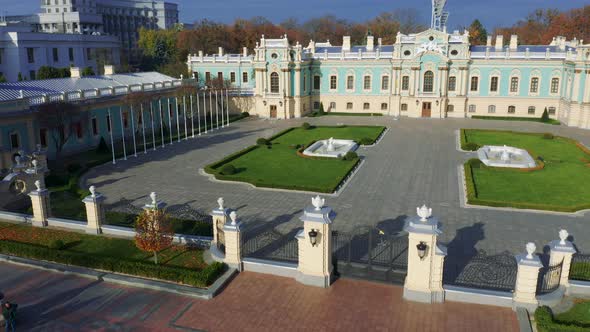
[0,262,519,331]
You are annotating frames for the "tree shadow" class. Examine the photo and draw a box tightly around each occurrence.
[442,222,486,284]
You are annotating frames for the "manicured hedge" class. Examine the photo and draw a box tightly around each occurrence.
[534,306,590,332]
[471,115,561,125]
[0,240,225,288]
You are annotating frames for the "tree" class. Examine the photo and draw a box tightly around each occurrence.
[0,74,6,83]
[467,19,488,45]
[36,101,86,158]
[81,67,95,77]
[17,73,24,81]
[134,207,174,264]
[541,107,550,122]
[318,102,325,115]
[37,66,71,80]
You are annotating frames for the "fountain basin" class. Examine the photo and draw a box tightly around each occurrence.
[477,145,536,168]
[302,138,358,158]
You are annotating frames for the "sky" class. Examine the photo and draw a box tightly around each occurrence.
[1,0,587,31]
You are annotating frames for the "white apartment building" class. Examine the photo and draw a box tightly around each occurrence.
[35,0,179,51]
[0,22,120,82]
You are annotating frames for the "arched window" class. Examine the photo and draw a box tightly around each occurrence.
[270,72,279,93]
[423,71,434,92]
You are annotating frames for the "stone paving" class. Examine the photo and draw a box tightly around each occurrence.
[0,263,519,331]
[82,116,590,259]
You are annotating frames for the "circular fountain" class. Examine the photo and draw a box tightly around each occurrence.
[477,145,536,168]
[302,137,358,158]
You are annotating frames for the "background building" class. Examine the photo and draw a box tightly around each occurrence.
[0,21,120,82]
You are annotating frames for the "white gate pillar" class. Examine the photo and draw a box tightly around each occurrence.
[549,230,576,290]
[403,205,446,303]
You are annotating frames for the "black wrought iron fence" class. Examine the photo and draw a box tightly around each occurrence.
[537,260,563,295]
[241,229,299,263]
[569,253,590,281]
[443,250,518,292]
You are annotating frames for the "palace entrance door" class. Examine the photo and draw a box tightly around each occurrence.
[421,102,432,117]
[270,105,277,118]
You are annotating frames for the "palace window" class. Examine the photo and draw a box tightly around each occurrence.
[10,132,19,149]
[106,114,112,132]
[363,102,370,110]
[528,106,536,114]
[551,78,559,94]
[53,48,59,62]
[270,72,279,93]
[548,107,556,115]
[448,76,456,91]
[313,102,320,110]
[468,104,476,113]
[346,75,354,90]
[68,48,74,62]
[346,102,353,110]
[230,72,236,83]
[470,76,479,92]
[242,71,248,83]
[217,72,223,82]
[401,103,408,111]
[363,75,371,90]
[381,103,388,110]
[123,112,129,128]
[510,77,519,93]
[447,105,454,112]
[490,77,498,92]
[488,105,496,113]
[27,48,35,63]
[508,105,516,114]
[330,75,337,90]
[73,122,83,139]
[205,72,211,83]
[423,71,434,93]
[401,76,409,91]
[313,75,320,90]
[381,76,389,90]
[329,102,336,110]
[39,128,48,147]
[303,74,307,92]
[530,77,539,93]
[91,118,98,136]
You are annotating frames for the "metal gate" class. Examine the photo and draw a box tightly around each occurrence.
[332,227,408,284]
[242,229,299,263]
[537,259,563,295]
[444,250,517,292]
[216,218,225,253]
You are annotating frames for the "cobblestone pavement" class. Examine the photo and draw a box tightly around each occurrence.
[82,116,590,257]
[0,263,519,331]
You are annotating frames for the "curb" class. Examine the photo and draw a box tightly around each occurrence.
[0,253,237,300]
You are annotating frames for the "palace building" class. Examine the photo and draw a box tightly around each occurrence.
[187,3,590,128]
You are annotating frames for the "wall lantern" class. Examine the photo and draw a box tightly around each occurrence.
[436,100,439,106]
[279,101,283,107]
[263,100,267,106]
[416,100,420,105]
[416,241,428,260]
[308,229,319,247]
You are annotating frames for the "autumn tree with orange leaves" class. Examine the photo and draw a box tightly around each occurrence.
[135,208,174,264]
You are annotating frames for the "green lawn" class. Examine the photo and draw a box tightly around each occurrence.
[463,129,590,212]
[554,300,590,326]
[309,112,383,117]
[206,126,385,193]
[0,221,224,287]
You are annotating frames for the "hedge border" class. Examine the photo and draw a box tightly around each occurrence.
[471,115,561,125]
[461,129,590,212]
[0,240,225,288]
[203,125,381,193]
[534,306,590,332]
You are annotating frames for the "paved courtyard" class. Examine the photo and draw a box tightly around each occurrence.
[0,263,519,331]
[82,116,590,258]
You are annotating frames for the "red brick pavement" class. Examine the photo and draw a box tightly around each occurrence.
[0,263,519,331]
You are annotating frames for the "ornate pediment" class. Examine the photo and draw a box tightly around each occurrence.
[416,40,446,56]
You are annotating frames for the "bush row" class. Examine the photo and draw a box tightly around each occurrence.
[0,240,225,288]
[534,306,590,332]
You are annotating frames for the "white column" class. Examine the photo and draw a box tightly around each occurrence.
[190,94,195,138]
[295,196,333,288]
[141,103,147,154]
[130,104,137,157]
[119,106,127,160]
[183,95,188,139]
[513,243,542,310]
[83,186,105,235]
[168,98,174,144]
[197,93,202,135]
[29,180,50,227]
[108,109,115,164]
[403,205,446,303]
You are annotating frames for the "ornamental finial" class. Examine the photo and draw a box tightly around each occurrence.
[34,180,42,191]
[311,195,325,211]
[416,204,432,222]
[217,197,224,210]
[229,211,237,225]
[89,185,96,198]
[559,229,569,245]
[526,242,536,259]
[150,192,157,206]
